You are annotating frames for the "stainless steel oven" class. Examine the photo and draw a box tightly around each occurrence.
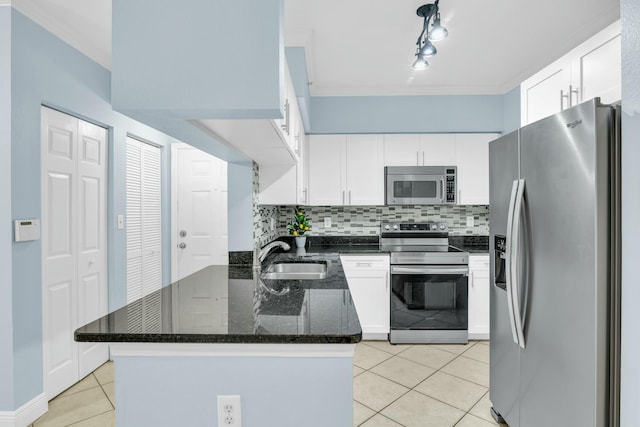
[385,166,457,205]
[381,222,469,344]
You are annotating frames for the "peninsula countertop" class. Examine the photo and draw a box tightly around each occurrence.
[75,254,362,344]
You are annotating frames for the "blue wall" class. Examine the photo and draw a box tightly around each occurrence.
[502,86,521,134]
[0,7,15,410]
[4,9,223,409]
[620,1,640,424]
[309,94,505,134]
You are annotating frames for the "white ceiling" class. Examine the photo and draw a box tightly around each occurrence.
[11,0,620,97]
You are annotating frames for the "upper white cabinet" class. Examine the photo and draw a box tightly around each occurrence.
[383,134,456,166]
[202,64,300,166]
[308,135,384,206]
[521,20,621,126]
[455,134,498,205]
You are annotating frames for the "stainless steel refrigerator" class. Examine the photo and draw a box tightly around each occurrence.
[488,98,621,427]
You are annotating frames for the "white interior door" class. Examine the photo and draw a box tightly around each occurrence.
[126,137,162,303]
[172,144,228,281]
[41,107,108,399]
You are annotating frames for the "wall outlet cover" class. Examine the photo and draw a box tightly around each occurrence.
[217,395,241,426]
[466,216,475,227]
[324,217,332,228]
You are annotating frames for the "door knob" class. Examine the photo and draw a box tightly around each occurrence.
[179,230,187,237]
[178,243,186,249]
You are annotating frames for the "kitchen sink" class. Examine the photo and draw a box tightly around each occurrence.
[261,261,328,280]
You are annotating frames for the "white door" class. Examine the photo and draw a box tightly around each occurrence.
[420,134,457,166]
[172,144,228,281]
[455,134,496,205]
[41,107,108,399]
[126,137,162,303]
[383,134,421,166]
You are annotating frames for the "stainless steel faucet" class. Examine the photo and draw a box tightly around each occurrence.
[258,241,291,263]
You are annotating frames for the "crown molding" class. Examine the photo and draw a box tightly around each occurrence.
[10,0,111,69]
[0,1,12,6]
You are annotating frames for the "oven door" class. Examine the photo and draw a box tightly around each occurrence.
[385,174,445,205]
[389,265,469,344]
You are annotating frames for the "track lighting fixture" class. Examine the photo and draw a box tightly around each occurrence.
[412,0,448,70]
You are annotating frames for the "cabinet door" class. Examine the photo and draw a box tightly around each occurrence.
[383,134,421,166]
[468,255,490,339]
[455,134,497,205]
[420,134,456,166]
[345,135,384,205]
[573,21,621,105]
[521,57,572,125]
[308,135,346,205]
[341,256,390,337]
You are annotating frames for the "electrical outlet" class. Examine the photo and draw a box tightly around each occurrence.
[217,395,241,426]
[324,217,332,228]
[270,218,275,231]
[466,216,475,227]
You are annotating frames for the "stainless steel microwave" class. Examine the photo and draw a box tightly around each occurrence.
[385,166,457,205]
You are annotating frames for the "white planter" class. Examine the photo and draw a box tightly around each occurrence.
[295,236,307,248]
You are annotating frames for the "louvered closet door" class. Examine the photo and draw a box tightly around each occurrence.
[126,137,162,305]
[41,107,108,399]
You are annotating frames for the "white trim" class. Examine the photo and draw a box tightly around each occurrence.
[170,143,182,283]
[0,393,47,427]
[0,1,12,7]
[10,0,111,69]
[110,343,356,358]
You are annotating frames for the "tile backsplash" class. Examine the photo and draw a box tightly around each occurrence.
[253,162,279,247]
[258,204,489,238]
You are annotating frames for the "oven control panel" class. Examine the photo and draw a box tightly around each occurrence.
[381,222,448,233]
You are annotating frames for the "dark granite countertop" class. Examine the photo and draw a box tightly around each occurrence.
[75,257,362,344]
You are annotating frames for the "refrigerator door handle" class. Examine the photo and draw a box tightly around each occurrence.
[511,178,527,349]
[505,180,521,346]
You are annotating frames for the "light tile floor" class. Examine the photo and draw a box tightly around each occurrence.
[31,341,506,427]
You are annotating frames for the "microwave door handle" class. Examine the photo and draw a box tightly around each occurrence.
[511,178,527,349]
[440,179,444,203]
[505,179,521,346]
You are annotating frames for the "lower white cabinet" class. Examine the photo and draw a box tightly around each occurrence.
[340,255,390,340]
[468,254,490,340]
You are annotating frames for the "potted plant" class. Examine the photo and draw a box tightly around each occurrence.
[287,206,311,248]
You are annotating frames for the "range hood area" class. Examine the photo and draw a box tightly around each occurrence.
[110,0,295,166]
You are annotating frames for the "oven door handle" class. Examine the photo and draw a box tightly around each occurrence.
[391,266,469,275]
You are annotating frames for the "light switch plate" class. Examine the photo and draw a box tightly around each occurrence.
[324,217,332,228]
[117,215,125,230]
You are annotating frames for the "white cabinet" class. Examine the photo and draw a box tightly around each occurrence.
[468,254,490,340]
[201,64,299,166]
[521,20,621,125]
[259,78,308,205]
[340,255,390,340]
[383,134,456,166]
[455,134,498,205]
[308,135,384,206]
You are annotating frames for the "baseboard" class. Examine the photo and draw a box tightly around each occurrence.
[468,332,490,340]
[0,393,48,427]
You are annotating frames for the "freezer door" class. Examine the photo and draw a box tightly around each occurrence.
[518,99,611,427]
[489,131,521,426]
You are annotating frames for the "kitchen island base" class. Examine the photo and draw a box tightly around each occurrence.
[110,343,355,427]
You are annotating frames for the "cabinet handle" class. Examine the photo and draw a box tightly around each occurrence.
[386,274,389,292]
[422,152,425,166]
[560,90,569,110]
[416,151,420,166]
[286,100,290,135]
[569,85,579,107]
[302,188,308,204]
[349,190,352,205]
[355,263,372,268]
[458,189,461,204]
[281,100,290,134]
[342,190,345,204]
